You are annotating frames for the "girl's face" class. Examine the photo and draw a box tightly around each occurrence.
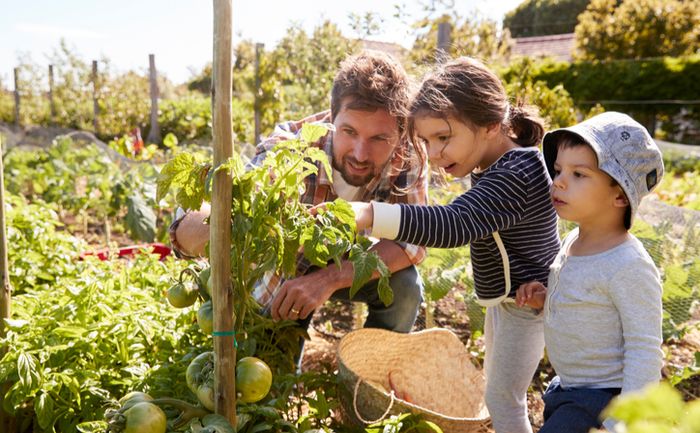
[413,115,492,178]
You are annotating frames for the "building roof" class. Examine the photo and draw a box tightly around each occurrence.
[511,33,576,62]
[359,39,407,61]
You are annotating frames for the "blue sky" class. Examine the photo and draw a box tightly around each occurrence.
[1,0,523,86]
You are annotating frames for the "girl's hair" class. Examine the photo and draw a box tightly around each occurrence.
[409,57,546,148]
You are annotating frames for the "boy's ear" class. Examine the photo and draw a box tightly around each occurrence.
[613,190,629,208]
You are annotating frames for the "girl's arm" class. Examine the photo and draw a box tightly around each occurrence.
[359,169,531,248]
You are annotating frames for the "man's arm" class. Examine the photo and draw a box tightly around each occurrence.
[270,239,412,321]
[171,203,211,258]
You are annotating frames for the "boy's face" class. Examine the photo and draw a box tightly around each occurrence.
[551,144,627,226]
[331,99,399,186]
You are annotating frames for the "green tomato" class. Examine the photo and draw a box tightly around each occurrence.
[236,357,272,403]
[197,300,213,335]
[123,401,167,433]
[119,391,154,412]
[166,281,198,308]
[186,351,215,411]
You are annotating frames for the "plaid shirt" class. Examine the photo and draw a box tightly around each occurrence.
[250,110,428,306]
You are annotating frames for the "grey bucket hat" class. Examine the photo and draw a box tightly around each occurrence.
[542,111,664,229]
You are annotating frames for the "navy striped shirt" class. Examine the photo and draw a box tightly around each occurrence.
[396,148,560,301]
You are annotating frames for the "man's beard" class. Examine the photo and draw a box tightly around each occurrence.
[332,154,376,187]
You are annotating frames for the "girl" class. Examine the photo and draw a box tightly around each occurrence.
[348,57,561,433]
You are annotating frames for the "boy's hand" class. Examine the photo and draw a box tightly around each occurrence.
[516,281,547,309]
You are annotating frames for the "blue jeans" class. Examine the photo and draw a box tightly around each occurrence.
[329,264,424,332]
[539,376,620,433]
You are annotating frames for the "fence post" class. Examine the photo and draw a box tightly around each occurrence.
[48,65,56,125]
[211,0,235,425]
[254,43,264,144]
[13,68,20,128]
[436,21,452,63]
[92,60,99,133]
[0,137,16,432]
[147,54,161,144]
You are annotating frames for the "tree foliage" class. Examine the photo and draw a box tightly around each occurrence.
[504,0,591,37]
[575,0,700,60]
[409,14,511,67]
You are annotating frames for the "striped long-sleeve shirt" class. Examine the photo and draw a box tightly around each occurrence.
[372,148,560,301]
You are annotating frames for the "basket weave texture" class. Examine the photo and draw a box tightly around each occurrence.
[337,328,491,433]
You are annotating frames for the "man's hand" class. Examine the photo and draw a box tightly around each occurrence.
[515,281,547,309]
[270,272,336,321]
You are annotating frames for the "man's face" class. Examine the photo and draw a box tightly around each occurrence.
[331,102,400,187]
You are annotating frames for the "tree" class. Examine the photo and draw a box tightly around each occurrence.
[409,14,512,67]
[504,0,591,38]
[575,0,700,61]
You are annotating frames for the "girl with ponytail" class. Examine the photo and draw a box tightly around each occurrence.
[337,57,561,433]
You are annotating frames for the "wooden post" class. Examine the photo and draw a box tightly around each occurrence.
[92,60,99,133]
[146,54,161,144]
[436,22,452,63]
[254,43,264,144]
[0,137,16,432]
[13,68,20,127]
[211,0,235,424]
[48,65,56,125]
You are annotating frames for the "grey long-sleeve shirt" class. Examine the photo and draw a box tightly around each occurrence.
[544,229,663,393]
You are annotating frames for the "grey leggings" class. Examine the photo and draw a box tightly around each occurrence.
[484,302,544,433]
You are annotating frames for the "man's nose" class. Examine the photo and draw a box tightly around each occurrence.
[352,139,370,161]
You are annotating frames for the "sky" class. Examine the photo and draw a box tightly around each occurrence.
[0,0,523,86]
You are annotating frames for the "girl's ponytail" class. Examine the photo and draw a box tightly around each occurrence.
[508,101,546,148]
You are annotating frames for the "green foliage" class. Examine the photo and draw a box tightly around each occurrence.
[409,14,511,66]
[499,55,700,142]
[599,382,700,433]
[4,193,83,294]
[575,0,700,61]
[157,123,391,333]
[504,0,591,37]
[0,245,204,432]
[270,21,359,119]
[499,57,578,129]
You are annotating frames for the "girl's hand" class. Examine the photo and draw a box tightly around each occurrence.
[349,201,373,231]
[311,201,374,232]
[516,281,546,309]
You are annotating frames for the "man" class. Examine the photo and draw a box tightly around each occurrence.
[170,51,427,333]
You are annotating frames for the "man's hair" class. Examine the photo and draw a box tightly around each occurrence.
[556,132,632,227]
[330,51,411,134]
[330,51,426,193]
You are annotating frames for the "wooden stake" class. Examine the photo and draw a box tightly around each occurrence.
[48,65,56,125]
[436,22,452,63]
[211,0,235,424]
[254,43,264,144]
[92,60,99,133]
[146,54,161,144]
[13,68,20,127]
[0,136,16,432]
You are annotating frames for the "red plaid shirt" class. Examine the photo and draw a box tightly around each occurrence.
[250,111,428,306]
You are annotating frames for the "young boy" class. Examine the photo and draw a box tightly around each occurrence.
[516,112,665,433]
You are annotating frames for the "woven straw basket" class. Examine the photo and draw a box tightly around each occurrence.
[337,328,491,433]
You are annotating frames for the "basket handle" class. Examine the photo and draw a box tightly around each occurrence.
[353,379,395,425]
